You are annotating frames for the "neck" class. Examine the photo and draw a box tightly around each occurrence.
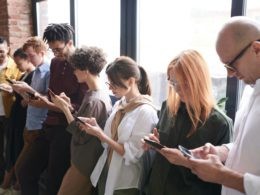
[125,86,141,102]
[26,63,36,73]
[65,46,75,60]
[86,75,101,91]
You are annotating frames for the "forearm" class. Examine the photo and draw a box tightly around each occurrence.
[220,167,245,193]
[63,107,74,123]
[97,131,125,156]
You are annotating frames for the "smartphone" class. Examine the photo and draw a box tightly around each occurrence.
[178,145,195,159]
[73,115,85,125]
[144,138,165,150]
[6,78,14,84]
[27,91,37,100]
[48,88,55,97]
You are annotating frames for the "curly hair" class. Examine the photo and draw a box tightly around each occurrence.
[69,46,107,75]
[43,23,74,43]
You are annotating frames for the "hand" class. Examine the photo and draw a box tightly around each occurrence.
[189,154,225,183]
[160,148,190,167]
[12,81,32,94]
[0,83,13,93]
[51,93,71,111]
[78,117,103,138]
[141,128,160,151]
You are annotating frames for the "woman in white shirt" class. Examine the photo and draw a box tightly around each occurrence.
[79,56,158,195]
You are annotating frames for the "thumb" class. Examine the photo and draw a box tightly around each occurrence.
[153,128,159,138]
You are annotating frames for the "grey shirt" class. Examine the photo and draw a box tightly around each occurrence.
[67,90,112,177]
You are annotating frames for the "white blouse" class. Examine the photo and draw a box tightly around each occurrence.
[91,97,158,195]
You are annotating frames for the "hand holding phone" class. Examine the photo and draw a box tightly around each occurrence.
[27,91,38,100]
[48,88,56,97]
[6,78,14,84]
[73,115,86,125]
[144,138,165,150]
[178,145,195,159]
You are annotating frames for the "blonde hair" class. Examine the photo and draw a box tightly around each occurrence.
[167,49,215,136]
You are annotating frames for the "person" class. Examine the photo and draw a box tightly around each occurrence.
[10,37,50,195]
[188,16,260,195]
[144,49,233,195]
[0,37,21,183]
[0,48,35,194]
[51,46,112,195]
[79,56,158,195]
[15,23,86,195]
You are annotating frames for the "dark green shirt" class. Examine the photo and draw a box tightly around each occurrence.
[147,101,233,195]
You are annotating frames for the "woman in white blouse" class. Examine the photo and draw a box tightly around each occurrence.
[79,56,158,195]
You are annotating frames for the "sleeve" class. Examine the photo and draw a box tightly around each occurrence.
[244,173,260,195]
[44,71,50,94]
[122,105,158,165]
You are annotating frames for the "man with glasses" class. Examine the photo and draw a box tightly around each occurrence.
[189,16,260,195]
[16,23,87,195]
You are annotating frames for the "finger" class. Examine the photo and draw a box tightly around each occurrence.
[153,128,159,138]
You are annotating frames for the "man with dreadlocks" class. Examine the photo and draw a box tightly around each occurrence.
[16,23,87,195]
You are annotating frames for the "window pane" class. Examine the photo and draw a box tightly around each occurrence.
[76,0,120,63]
[138,0,231,107]
[36,0,70,37]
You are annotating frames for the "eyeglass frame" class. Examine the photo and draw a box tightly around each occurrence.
[224,39,260,72]
[48,42,67,53]
[105,81,116,89]
[168,79,178,88]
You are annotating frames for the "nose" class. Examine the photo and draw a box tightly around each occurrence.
[227,69,237,78]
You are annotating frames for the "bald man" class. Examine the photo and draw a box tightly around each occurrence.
[188,16,260,195]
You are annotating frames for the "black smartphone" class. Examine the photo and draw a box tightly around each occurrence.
[6,78,14,84]
[144,138,165,150]
[48,88,55,97]
[178,145,195,159]
[27,91,37,100]
[73,115,85,125]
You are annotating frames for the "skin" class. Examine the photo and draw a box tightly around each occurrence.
[77,77,141,157]
[189,17,260,193]
[0,42,9,65]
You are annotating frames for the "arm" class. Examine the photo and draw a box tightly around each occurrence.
[189,154,245,193]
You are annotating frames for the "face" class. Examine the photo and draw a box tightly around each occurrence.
[106,79,130,99]
[24,46,44,67]
[219,40,259,84]
[14,56,30,72]
[168,69,185,102]
[48,40,68,59]
[0,43,9,65]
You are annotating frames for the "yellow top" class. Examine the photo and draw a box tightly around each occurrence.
[0,57,22,117]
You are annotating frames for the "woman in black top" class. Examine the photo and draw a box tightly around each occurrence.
[145,50,233,195]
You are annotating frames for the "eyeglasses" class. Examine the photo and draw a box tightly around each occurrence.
[48,44,67,53]
[168,79,178,88]
[225,39,260,72]
[105,82,116,89]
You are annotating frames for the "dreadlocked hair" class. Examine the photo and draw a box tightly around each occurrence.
[43,23,74,43]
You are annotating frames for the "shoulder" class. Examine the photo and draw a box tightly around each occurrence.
[208,108,233,128]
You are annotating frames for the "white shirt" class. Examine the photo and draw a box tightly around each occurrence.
[222,79,260,195]
[91,97,158,195]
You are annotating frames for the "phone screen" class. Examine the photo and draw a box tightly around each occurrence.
[144,138,165,150]
[178,145,195,159]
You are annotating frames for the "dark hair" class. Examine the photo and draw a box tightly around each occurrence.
[0,36,7,45]
[13,48,28,59]
[69,46,107,75]
[43,23,74,43]
[106,56,151,95]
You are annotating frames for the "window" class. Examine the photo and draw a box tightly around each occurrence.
[36,0,70,37]
[137,0,232,106]
[75,0,120,63]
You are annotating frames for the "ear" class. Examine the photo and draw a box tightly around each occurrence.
[67,40,73,47]
[128,77,136,86]
[252,41,260,56]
